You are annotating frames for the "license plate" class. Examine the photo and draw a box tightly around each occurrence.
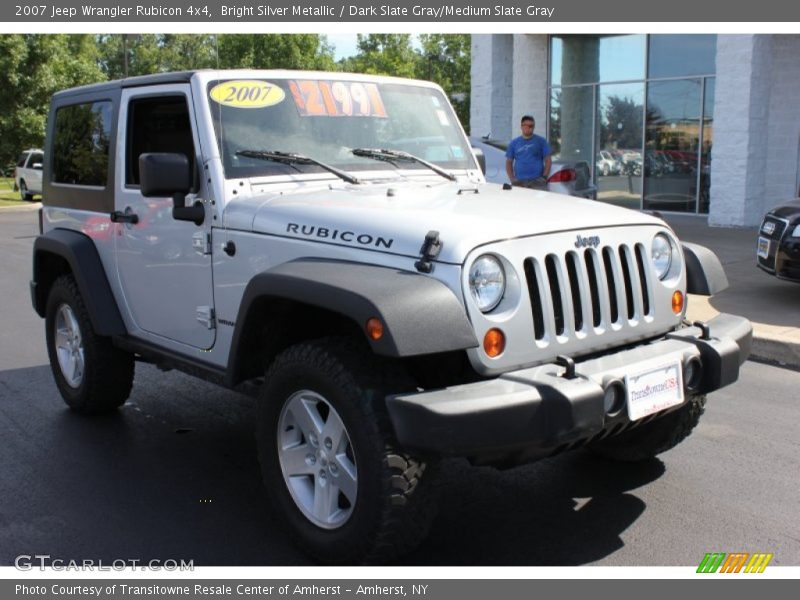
[625,361,684,421]
[757,237,770,259]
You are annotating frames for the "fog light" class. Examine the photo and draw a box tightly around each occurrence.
[603,380,626,416]
[684,357,703,391]
[672,291,684,314]
[483,328,506,358]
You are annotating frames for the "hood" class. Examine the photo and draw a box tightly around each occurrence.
[224,180,665,264]
[769,199,800,221]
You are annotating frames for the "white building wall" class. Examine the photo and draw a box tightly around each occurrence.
[511,35,549,141]
[763,35,800,211]
[710,35,774,226]
[470,34,513,140]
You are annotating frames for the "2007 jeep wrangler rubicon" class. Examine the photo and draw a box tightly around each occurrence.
[31,70,752,563]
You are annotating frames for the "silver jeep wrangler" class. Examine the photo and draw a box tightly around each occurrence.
[31,70,751,564]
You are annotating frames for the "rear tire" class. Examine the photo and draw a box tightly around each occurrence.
[45,275,134,413]
[256,337,438,564]
[20,180,32,201]
[588,396,706,462]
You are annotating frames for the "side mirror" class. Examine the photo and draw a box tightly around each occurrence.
[139,152,191,197]
[32,163,43,170]
[139,153,204,225]
[472,147,486,175]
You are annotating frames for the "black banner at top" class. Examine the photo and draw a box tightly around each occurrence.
[3,0,800,23]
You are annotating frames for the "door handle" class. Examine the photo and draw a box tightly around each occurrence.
[110,209,139,224]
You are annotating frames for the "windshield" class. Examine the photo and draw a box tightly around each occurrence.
[207,77,475,179]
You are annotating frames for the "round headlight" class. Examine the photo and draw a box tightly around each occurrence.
[651,233,674,280]
[469,255,505,312]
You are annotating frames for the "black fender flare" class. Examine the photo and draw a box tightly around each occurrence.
[31,229,127,336]
[681,242,729,296]
[227,259,478,382]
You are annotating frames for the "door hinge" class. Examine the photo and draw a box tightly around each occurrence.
[192,231,211,255]
[196,306,215,329]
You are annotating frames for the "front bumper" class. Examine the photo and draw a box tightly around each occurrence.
[386,313,751,463]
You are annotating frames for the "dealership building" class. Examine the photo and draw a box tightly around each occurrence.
[470,34,800,226]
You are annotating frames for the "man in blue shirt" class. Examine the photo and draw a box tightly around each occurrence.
[505,115,552,189]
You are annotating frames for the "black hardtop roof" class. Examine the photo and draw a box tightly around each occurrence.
[52,70,200,100]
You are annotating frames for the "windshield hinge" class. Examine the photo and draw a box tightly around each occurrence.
[192,231,211,255]
[196,306,216,330]
[415,230,442,274]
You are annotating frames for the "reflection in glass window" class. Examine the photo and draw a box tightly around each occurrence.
[648,35,717,79]
[643,80,702,213]
[596,83,644,210]
[549,86,593,164]
[551,35,645,86]
[52,101,112,187]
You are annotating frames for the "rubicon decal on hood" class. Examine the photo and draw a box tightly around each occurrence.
[286,223,394,249]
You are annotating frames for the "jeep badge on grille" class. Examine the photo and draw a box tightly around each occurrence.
[575,234,600,248]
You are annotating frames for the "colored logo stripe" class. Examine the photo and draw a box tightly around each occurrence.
[697,553,726,573]
[720,553,749,573]
[697,552,773,573]
[745,553,773,573]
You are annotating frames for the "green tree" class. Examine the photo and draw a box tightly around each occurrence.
[416,34,471,132]
[341,34,418,78]
[217,34,336,70]
[0,35,104,168]
[97,34,219,78]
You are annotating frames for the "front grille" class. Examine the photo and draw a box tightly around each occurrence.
[524,243,653,342]
[758,214,789,270]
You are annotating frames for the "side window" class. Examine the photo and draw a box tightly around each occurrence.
[30,153,44,168]
[52,101,112,187]
[126,96,195,187]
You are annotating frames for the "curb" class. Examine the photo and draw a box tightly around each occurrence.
[0,202,41,212]
[687,295,800,370]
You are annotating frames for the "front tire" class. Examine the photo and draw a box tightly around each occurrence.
[257,338,437,564]
[589,396,706,462]
[45,275,134,413]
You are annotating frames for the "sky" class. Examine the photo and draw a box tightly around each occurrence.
[326,34,359,60]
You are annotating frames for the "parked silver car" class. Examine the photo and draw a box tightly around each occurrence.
[470,136,595,198]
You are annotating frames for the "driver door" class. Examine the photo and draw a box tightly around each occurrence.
[114,84,215,350]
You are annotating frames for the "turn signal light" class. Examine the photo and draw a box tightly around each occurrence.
[672,291,684,314]
[483,328,506,358]
[365,317,384,341]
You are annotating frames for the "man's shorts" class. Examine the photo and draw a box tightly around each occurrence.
[513,177,548,191]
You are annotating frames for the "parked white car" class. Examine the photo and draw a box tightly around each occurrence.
[596,150,621,176]
[14,149,44,201]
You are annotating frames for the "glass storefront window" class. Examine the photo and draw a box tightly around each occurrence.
[596,83,644,210]
[548,35,715,213]
[648,35,717,79]
[551,35,646,86]
[643,79,703,213]
[699,78,715,214]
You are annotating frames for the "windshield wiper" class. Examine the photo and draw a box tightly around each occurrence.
[351,148,456,181]
[236,150,361,185]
